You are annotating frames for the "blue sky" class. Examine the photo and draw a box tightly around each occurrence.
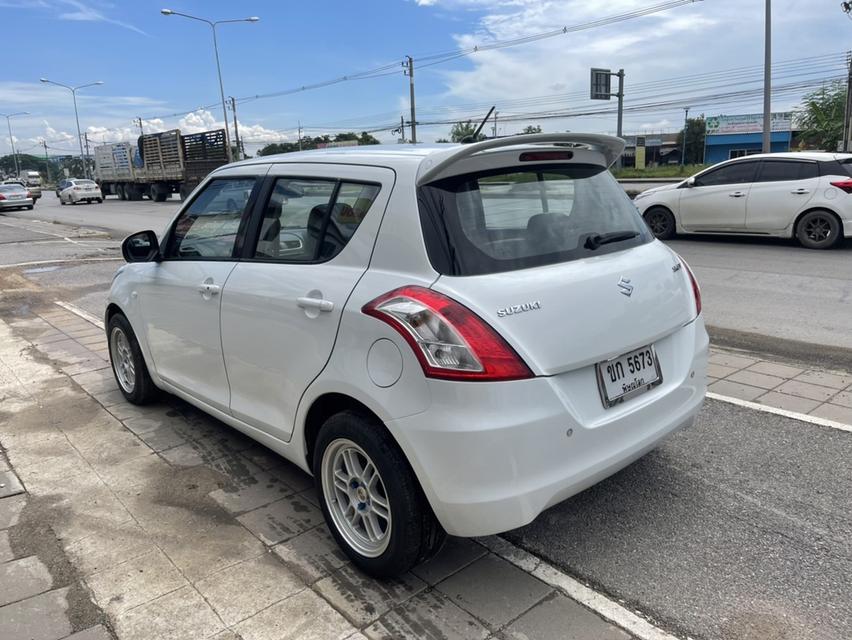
[0,0,847,156]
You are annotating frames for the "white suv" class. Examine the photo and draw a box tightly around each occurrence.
[107,134,708,576]
[635,152,852,249]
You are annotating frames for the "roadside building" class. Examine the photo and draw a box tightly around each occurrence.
[703,112,794,163]
[621,133,681,168]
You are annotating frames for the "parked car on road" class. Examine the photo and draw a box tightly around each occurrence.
[635,152,852,249]
[59,179,103,205]
[0,183,34,210]
[106,134,708,576]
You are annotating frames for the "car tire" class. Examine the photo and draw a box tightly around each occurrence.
[644,206,676,240]
[107,313,158,405]
[313,410,445,577]
[60,198,66,205]
[796,210,842,250]
[26,205,33,210]
[97,198,103,203]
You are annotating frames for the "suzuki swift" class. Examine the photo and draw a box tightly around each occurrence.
[107,134,708,576]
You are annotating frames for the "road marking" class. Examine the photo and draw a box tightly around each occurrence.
[708,392,852,434]
[477,536,679,640]
[54,301,105,330]
[0,257,122,269]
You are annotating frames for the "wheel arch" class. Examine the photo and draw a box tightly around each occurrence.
[791,206,844,239]
[303,392,385,471]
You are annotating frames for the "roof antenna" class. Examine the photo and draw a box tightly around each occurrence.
[463,106,495,143]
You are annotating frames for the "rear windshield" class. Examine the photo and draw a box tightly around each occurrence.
[418,164,651,276]
[74,180,97,186]
[0,185,24,192]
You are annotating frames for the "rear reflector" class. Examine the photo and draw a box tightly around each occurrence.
[678,256,702,317]
[363,286,533,381]
[830,180,852,194]
[519,150,574,162]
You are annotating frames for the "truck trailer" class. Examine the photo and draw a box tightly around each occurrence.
[94,128,227,201]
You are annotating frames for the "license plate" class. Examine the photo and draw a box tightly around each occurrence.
[596,344,662,408]
[10,194,22,199]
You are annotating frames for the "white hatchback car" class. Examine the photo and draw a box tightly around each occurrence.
[107,134,708,576]
[635,152,852,249]
[59,179,103,205]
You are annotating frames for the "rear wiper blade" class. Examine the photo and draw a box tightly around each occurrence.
[584,230,640,250]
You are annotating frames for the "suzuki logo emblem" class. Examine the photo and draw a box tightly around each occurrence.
[617,277,634,297]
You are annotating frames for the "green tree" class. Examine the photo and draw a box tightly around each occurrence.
[435,138,450,143]
[258,131,380,156]
[521,125,542,134]
[795,81,845,151]
[449,120,485,143]
[675,117,707,165]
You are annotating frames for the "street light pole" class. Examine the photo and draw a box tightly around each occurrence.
[161,9,260,163]
[39,78,103,179]
[762,0,772,153]
[681,107,690,166]
[1,112,29,177]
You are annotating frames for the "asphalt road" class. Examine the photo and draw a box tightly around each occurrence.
[6,194,851,364]
[1,214,851,640]
[505,399,852,640]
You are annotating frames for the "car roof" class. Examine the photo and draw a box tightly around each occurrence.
[726,151,851,162]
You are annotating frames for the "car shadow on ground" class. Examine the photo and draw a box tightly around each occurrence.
[667,233,852,252]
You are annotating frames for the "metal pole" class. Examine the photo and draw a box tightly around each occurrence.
[407,56,417,144]
[135,117,144,136]
[70,89,88,178]
[616,69,625,138]
[762,0,772,153]
[229,97,242,161]
[83,132,91,179]
[43,141,51,183]
[843,52,852,153]
[681,107,690,166]
[298,121,302,151]
[400,115,406,143]
[211,24,233,163]
[493,111,498,137]
[5,116,19,176]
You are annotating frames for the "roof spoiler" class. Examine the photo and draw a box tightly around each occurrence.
[416,133,625,186]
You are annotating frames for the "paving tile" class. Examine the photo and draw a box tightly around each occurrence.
[299,487,320,508]
[91,453,170,493]
[0,470,25,498]
[0,530,13,563]
[315,564,426,627]
[272,525,348,584]
[209,469,297,515]
[195,553,304,625]
[775,380,837,402]
[810,403,852,425]
[746,361,805,379]
[411,537,488,586]
[64,624,113,639]
[726,370,785,391]
[65,521,155,577]
[706,363,738,379]
[134,425,187,452]
[113,585,224,640]
[86,547,187,615]
[504,592,630,640]
[91,389,128,408]
[0,587,72,640]
[0,495,26,529]
[831,390,852,409]
[263,459,313,493]
[0,555,53,606]
[708,352,756,370]
[436,555,552,630]
[756,391,821,414]
[708,379,765,401]
[365,589,489,640]
[156,521,265,582]
[237,495,324,545]
[794,370,852,390]
[235,589,355,640]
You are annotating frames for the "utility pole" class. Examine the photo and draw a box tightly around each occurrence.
[681,107,690,166]
[83,132,91,179]
[762,0,772,153]
[399,115,406,143]
[843,52,852,153]
[492,111,498,138]
[134,117,144,136]
[42,140,51,183]
[229,96,242,161]
[405,56,417,144]
[298,121,302,151]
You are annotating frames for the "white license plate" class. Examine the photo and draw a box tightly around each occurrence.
[596,344,662,408]
[10,194,23,199]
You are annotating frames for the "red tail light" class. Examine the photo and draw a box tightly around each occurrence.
[678,256,702,316]
[0,194,5,201]
[830,180,852,194]
[26,191,32,198]
[363,286,533,381]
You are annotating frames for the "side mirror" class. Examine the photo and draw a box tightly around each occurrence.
[122,230,161,263]
[685,177,696,188]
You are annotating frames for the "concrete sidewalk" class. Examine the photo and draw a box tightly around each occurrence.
[0,309,639,640]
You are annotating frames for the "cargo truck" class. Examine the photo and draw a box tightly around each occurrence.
[94,128,227,201]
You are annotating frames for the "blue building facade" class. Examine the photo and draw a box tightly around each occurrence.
[704,131,792,164]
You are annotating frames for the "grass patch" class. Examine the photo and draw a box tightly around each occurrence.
[612,164,710,179]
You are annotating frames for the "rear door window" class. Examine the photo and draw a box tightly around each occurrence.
[418,164,651,276]
[757,161,818,182]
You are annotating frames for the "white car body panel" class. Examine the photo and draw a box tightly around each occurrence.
[108,134,708,537]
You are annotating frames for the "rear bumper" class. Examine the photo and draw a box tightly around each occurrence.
[387,317,708,537]
[0,198,33,208]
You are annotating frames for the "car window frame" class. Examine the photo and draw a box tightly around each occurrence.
[755,159,818,183]
[692,159,760,187]
[160,175,263,263]
[240,174,382,265]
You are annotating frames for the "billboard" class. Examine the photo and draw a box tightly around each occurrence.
[706,113,793,135]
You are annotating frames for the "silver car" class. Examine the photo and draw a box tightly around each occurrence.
[0,184,34,210]
[59,179,103,205]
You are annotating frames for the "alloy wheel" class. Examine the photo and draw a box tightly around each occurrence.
[321,438,392,557]
[109,327,136,393]
[647,210,670,237]
[804,216,832,243]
